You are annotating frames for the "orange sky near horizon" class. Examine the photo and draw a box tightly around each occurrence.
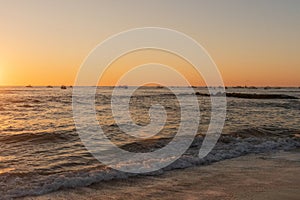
[0,0,299,87]
[98,49,205,87]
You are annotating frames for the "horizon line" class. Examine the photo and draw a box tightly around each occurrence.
[0,85,299,88]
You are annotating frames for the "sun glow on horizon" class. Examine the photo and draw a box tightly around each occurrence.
[0,67,4,86]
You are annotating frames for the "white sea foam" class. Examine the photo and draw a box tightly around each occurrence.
[1,135,299,199]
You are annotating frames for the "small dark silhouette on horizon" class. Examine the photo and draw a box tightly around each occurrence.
[195,92,298,99]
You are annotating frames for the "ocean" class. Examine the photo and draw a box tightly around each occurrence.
[0,86,299,199]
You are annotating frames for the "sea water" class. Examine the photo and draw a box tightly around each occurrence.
[0,86,299,199]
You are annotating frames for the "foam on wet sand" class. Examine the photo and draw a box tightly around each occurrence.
[21,149,300,200]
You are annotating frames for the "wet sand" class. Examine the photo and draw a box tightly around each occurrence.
[21,149,300,200]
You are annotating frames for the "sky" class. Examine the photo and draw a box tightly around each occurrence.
[0,0,299,86]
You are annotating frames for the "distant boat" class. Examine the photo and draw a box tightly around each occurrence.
[233,86,244,89]
[61,85,67,90]
[26,85,33,88]
[46,85,53,88]
[117,85,128,89]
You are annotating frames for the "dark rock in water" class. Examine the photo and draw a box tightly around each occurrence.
[195,92,209,97]
[46,85,53,88]
[61,85,67,90]
[195,92,298,99]
[233,86,244,89]
[195,92,225,97]
[226,93,298,99]
[26,85,33,88]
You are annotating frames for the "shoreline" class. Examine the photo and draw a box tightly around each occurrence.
[21,149,300,200]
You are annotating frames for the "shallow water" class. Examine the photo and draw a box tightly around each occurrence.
[0,86,299,198]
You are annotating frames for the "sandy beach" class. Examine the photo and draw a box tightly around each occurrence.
[21,149,300,200]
